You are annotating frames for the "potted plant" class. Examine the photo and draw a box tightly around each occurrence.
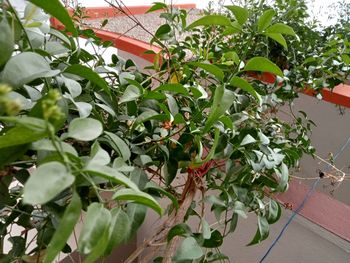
[0,0,348,262]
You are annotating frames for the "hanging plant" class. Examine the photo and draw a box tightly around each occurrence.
[0,0,348,262]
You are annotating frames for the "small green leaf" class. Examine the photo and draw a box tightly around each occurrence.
[104,208,130,255]
[247,216,269,246]
[267,199,281,224]
[164,159,178,186]
[154,24,171,40]
[257,9,275,33]
[277,162,289,191]
[44,192,81,263]
[230,76,262,103]
[23,162,75,205]
[203,86,235,133]
[1,52,60,88]
[229,213,239,233]
[67,118,103,141]
[225,5,249,25]
[127,203,147,238]
[201,218,211,239]
[342,54,350,65]
[155,83,189,95]
[29,0,77,35]
[186,15,232,30]
[113,189,163,215]
[240,134,256,146]
[88,141,110,165]
[174,237,203,261]
[266,23,295,36]
[202,230,223,248]
[265,33,287,49]
[83,164,138,190]
[31,139,78,156]
[189,62,224,81]
[78,203,111,254]
[0,16,14,66]
[64,65,110,94]
[146,2,167,13]
[244,57,283,77]
[167,223,192,242]
[104,132,131,162]
[145,182,179,210]
[119,85,141,104]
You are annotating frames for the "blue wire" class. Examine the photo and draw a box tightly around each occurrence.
[258,136,350,263]
[258,178,320,263]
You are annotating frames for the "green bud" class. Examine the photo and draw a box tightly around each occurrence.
[0,84,12,96]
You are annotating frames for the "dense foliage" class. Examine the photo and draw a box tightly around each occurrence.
[0,0,348,262]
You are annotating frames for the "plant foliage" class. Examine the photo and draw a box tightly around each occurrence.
[0,0,348,262]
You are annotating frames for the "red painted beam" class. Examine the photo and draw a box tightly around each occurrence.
[304,84,350,108]
[276,180,350,242]
[68,4,196,20]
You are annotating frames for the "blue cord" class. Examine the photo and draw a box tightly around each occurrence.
[258,135,350,263]
[258,178,320,263]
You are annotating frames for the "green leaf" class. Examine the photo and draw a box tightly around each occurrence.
[154,24,171,40]
[167,223,192,242]
[67,118,103,141]
[78,203,111,254]
[29,0,77,35]
[88,141,110,165]
[164,159,178,186]
[203,86,235,133]
[342,54,350,65]
[186,15,232,30]
[229,213,239,233]
[174,237,203,261]
[126,203,147,238]
[63,77,82,98]
[225,5,249,25]
[230,76,262,103]
[44,192,81,263]
[145,182,179,210]
[112,157,134,172]
[267,199,281,224]
[155,83,189,95]
[104,207,130,255]
[265,33,287,49]
[243,57,283,77]
[64,65,110,94]
[277,162,289,191]
[23,162,75,205]
[247,216,269,246]
[0,16,14,66]
[146,2,167,13]
[1,52,60,88]
[240,134,256,146]
[0,116,46,131]
[0,145,29,168]
[201,218,211,239]
[257,9,275,33]
[189,62,224,81]
[104,131,131,162]
[113,189,162,215]
[266,23,295,36]
[83,164,138,190]
[31,139,78,156]
[202,230,223,248]
[119,85,141,104]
